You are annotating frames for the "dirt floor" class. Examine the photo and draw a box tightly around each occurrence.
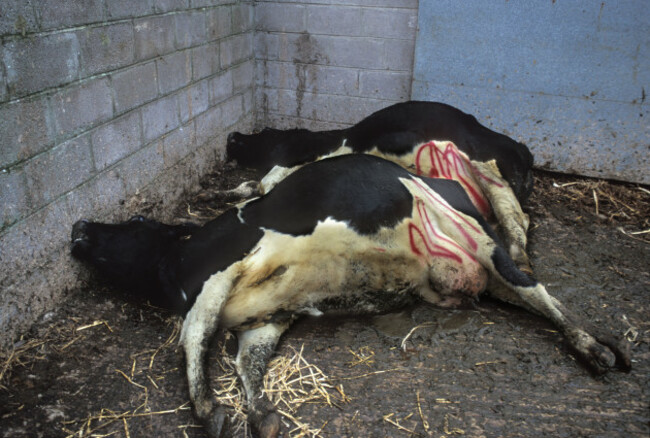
[1,163,648,438]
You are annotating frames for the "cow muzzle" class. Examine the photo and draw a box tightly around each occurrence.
[71,219,91,257]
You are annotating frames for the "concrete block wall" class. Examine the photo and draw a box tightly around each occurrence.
[254,0,419,130]
[0,0,255,347]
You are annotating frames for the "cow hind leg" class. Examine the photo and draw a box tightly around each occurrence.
[236,323,289,438]
[180,272,236,437]
[487,246,631,374]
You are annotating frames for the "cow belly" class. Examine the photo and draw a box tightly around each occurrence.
[219,220,427,330]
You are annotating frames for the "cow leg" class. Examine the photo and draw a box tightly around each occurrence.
[471,160,532,273]
[487,247,630,373]
[207,180,261,203]
[259,145,352,195]
[180,271,236,438]
[236,323,289,438]
[259,165,297,195]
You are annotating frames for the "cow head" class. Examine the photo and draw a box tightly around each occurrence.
[226,128,345,172]
[226,128,287,171]
[71,216,198,311]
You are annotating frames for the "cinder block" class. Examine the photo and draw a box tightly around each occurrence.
[232,3,254,34]
[243,88,254,115]
[191,42,220,80]
[39,0,104,30]
[306,5,363,36]
[78,22,135,78]
[116,140,166,195]
[191,0,232,7]
[254,32,279,60]
[141,94,180,143]
[255,86,279,113]
[359,70,410,100]
[232,59,254,93]
[175,11,208,50]
[312,0,417,7]
[207,6,232,41]
[51,77,113,138]
[220,94,244,128]
[64,167,127,223]
[157,50,192,95]
[255,2,306,32]
[0,168,29,229]
[91,110,143,171]
[0,63,6,103]
[280,34,384,69]
[24,135,95,207]
[0,96,53,166]
[383,38,415,71]
[0,0,39,36]
[264,112,348,131]
[3,32,80,98]
[162,124,195,167]
[106,0,154,19]
[153,0,190,13]
[220,33,253,68]
[112,61,158,114]
[259,61,359,96]
[180,79,210,123]
[0,196,73,288]
[209,70,233,104]
[362,8,417,40]
[194,105,223,147]
[275,88,383,125]
[134,15,176,61]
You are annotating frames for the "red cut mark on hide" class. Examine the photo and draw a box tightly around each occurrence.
[411,178,480,252]
[408,198,477,264]
[414,141,491,217]
[470,163,505,188]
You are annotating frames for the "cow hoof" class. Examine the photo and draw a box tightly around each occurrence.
[252,412,282,438]
[575,332,632,375]
[204,406,229,438]
[588,342,616,373]
[595,335,632,373]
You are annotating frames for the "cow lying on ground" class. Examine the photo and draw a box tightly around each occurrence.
[226,100,535,273]
[71,155,629,438]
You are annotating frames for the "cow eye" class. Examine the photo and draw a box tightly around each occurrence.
[129,215,145,223]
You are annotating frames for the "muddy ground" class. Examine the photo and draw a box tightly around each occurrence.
[1,163,648,438]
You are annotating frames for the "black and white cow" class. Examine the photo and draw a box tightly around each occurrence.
[226,101,535,273]
[71,155,629,438]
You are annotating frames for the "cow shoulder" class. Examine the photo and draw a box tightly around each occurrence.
[173,209,264,305]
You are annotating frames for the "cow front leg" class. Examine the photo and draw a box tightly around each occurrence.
[180,271,235,437]
[236,322,289,438]
[472,160,532,273]
[204,180,261,203]
[487,248,631,374]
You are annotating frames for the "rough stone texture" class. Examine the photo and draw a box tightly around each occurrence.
[0,1,255,348]
[77,22,135,78]
[3,32,81,98]
[112,61,159,114]
[254,0,418,129]
[0,96,53,166]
